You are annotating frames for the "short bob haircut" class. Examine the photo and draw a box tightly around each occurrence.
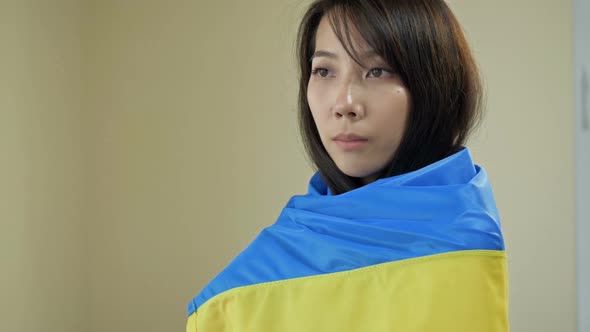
[296,0,483,195]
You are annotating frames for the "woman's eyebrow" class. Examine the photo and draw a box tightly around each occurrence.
[311,50,338,60]
[311,49,380,61]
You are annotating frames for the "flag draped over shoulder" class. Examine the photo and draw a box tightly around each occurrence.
[186,147,509,332]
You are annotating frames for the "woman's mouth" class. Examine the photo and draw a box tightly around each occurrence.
[333,138,369,150]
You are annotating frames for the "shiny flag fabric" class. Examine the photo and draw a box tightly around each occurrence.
[186,147,509,331]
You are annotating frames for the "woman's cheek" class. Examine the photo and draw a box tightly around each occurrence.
[308,85,330,117]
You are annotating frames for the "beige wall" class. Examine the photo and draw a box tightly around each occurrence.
[1,0,575,331]
[0,1,86,331]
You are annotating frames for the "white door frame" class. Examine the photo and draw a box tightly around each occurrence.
[575,0,589,331]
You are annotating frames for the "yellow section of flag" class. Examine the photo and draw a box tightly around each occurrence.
[187,249,509,332]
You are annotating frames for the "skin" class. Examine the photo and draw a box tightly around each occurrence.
[307,15,411,185]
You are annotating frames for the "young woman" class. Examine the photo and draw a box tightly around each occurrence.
[187,0,509,331]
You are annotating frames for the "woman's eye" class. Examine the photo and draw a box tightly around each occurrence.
[311,67,330,78]
[368,68,389,78]
[311,67,391,79]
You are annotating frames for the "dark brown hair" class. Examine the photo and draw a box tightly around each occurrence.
[296,0,483,195]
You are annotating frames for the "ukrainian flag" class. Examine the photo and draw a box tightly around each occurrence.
[187,148,509,331]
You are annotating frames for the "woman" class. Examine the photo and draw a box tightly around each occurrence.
[187,0,509,331]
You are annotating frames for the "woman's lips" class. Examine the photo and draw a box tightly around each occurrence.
[333,139,369,150]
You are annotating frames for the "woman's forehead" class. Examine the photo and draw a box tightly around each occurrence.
[314,14,374,59]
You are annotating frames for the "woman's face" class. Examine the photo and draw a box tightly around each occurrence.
[307,15,410,185]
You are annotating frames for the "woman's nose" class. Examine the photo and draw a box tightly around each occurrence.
[332,78,365,120]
